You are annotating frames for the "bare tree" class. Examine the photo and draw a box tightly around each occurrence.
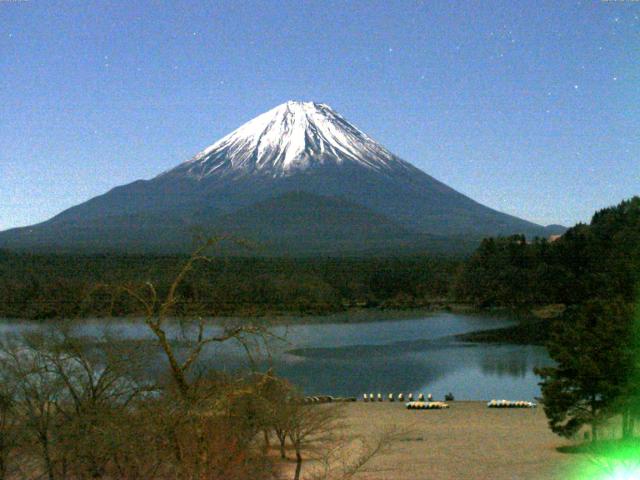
[0,336,64,480]
[79,239,283,480]
[306,426,405,480]
[0,324,161,480]
[37,328,152,479]
[287,402,344,480]
[0,384,20,480]
[95,238,272,400]
[253,370,294,457]
[0,239,328,479]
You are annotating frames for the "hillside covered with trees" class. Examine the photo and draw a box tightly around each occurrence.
[455,196,640,308]
[0,252,458,320]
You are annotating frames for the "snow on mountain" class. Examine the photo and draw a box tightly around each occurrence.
[162,101,410,179]
[0,100,563,254]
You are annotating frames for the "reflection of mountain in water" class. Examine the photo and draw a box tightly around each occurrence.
[182,340,450,396]
[281,339,470,394]
[287,337,475,359]
[481,356,529,378]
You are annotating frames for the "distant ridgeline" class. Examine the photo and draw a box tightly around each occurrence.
[0,196,637,322]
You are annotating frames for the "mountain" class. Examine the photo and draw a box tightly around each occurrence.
[0,101,562,255]
[208,192,426,255]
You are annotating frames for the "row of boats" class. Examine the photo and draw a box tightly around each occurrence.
[363,393,434,402]
[361,394,537,409]
[487,399,537,408]
[405,401,450,410]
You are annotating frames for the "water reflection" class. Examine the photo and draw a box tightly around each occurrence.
[0,312,553,400]
[477,346,549,378]
[277,341,551,399]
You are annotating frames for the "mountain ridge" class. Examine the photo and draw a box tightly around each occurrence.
[0,101,564,255]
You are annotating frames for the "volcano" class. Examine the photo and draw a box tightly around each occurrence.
[0,101,562,255]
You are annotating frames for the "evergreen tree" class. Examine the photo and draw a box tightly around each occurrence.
[535,300,634,440]
[616,299,640,439]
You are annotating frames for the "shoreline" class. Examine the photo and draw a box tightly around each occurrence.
[0,303,522,324]
[1,305,550,345]
[454,319,550,346]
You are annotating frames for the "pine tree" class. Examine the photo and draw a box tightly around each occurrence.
[617,299,640,439]
[535,300,634,440]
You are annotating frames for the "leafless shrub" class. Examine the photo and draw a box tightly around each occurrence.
[305,426,406,480]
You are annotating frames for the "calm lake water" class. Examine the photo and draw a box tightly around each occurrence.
[0,311,552,401]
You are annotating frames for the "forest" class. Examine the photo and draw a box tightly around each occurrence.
[455,196,640,308]
[0,252,459,320]
[0,197,638,323]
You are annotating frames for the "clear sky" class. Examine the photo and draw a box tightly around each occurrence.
[1,0,638,231]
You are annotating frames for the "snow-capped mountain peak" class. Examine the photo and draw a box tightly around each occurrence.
[164,101,406,179]
[0,101,558,253]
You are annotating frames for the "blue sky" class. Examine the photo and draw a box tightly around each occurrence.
[1,0,638,231]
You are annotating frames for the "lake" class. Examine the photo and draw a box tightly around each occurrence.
[0,311,552,401]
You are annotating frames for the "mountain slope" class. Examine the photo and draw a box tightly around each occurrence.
[206,191,434,255]
[0,101,562,254]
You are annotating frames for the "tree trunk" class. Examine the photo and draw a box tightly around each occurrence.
[293,449,302,480]
[590,396,598,442]
[622,409,630,439]
[0,436,6,480]
[41,438,55,480]
[152,325,190,398]
[279,436,286,459]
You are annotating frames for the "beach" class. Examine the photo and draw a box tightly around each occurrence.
[280,401,584,480]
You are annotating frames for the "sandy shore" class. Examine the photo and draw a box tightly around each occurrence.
[282,401,585,480]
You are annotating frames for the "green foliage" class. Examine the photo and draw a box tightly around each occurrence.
[535,300,635,439]
[455,196,640,308]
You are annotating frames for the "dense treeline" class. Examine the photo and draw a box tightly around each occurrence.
[0,253,459,320]
[456,197,640,308]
